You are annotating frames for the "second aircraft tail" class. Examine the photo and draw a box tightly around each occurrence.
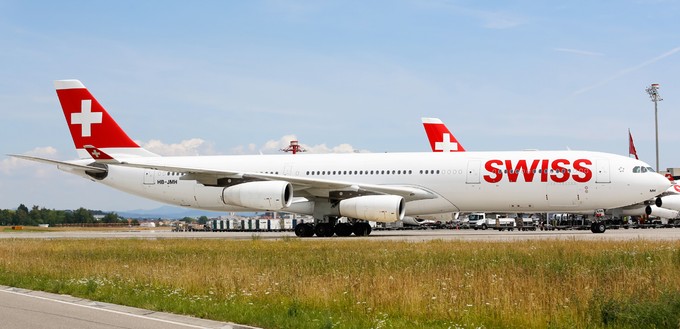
[421,117,465,152]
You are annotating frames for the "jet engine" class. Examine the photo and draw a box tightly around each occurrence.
[339,195,405,223]
[655,195,680,211]
[401,217,427,226]
[645,205,680,219]
[222,181,292,210]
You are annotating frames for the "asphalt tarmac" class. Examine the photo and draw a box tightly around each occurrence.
[0,285,254,329]
[1,226,680,241]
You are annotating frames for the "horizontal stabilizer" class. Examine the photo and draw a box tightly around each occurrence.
[9,154,107,173]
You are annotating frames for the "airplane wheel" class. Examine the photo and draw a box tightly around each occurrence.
[315,223,334,237]
[353,223,372,236]
[335,223,353,237]
[590,222,606,234]
[294,224,304,237]
[295,223,314,237]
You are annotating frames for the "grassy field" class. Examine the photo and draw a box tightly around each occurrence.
[0,238,679,328]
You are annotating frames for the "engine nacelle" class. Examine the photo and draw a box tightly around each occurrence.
[616,206,646,217]
[645,205,680,219]
[655,195,680,211]
[401,213,457,226]
[339,195,405,223]
[222,181,292,211]
[401,216,425,226]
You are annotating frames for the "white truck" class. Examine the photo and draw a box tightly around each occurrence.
[469,213,514,230]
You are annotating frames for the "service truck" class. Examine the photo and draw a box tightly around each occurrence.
[469,213,515,231]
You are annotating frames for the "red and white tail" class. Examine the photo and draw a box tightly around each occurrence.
[421,117,465,152]
[55,80,158,159]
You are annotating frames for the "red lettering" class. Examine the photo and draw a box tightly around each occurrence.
[505,159,541,182]
[483,159,503,183]
[572,159,593,183]
[484,158,593,183]
[540,159,549,182]
[550,159,570,183]
[505,159,522,182]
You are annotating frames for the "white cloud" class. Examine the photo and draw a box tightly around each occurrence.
[304,143,369,154]
[554,48,604,56]
[138,138,217,156]
[230,135,370,155]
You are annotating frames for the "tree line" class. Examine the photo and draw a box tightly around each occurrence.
[0,204,135,226]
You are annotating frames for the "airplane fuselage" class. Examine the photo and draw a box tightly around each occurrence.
[73,150,664,216]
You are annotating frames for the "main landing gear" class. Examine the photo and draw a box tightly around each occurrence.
[590,221,606,233]
[294,221,372,237]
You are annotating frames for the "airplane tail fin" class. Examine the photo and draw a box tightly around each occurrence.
[421,117,466,152]
[54,80,158,159]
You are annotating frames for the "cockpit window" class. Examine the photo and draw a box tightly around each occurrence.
[633,166,657,173]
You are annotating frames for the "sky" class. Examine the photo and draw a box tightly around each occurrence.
[1,0,680,211]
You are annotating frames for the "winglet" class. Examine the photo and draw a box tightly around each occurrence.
[421,117,465,152]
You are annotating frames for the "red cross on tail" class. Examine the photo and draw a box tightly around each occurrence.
[421,117,466,152]
[55,80,158,159]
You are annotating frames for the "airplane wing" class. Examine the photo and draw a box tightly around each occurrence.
[115,160,438,202]
[9,154,107,173]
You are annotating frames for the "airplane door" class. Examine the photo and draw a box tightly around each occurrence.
[466,160,481,184]
[283,163,293,176]
[547,183,579,207]
[596,160,611,183]
[143,170,155,185]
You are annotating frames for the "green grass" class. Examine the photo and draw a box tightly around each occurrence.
[0,238,679,328]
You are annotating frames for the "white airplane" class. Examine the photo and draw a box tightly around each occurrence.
[421,117,680,224]
[11,80,670,237]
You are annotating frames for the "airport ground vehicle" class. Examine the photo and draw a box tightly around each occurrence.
[469,213,536,231]
[470,213,513,231]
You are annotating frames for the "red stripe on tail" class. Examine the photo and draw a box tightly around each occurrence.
[55,81,139,150]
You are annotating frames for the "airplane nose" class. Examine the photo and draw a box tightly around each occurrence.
[653,173,672,194]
